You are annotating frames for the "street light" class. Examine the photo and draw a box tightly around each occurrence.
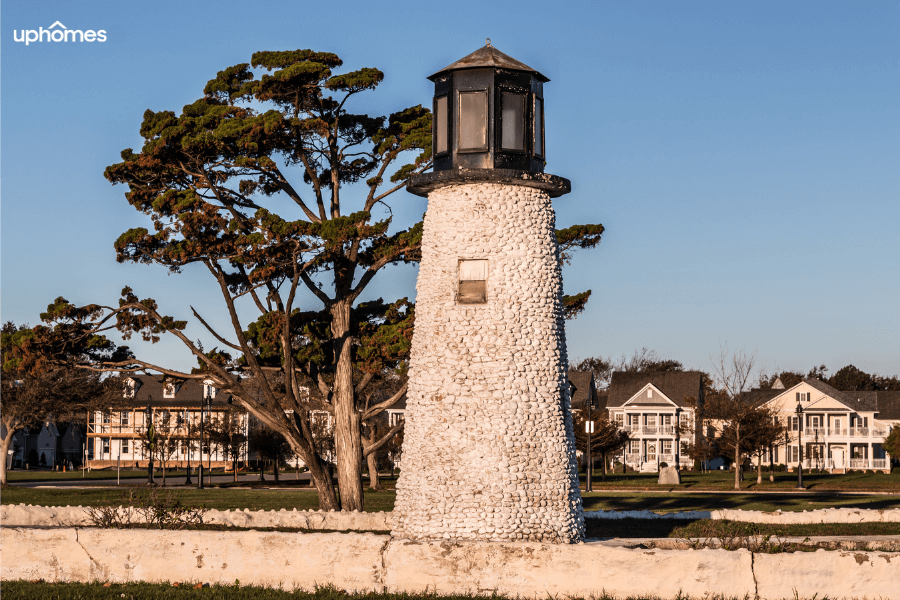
[184,408,193,486]
[145,396,155,485]
[199,386,213,489]
[796,401,804,489]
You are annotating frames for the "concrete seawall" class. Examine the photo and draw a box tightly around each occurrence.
[2,527,897,599]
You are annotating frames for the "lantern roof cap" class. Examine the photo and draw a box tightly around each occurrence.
[429,42,549,82]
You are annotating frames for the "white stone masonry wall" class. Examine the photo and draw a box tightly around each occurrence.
[393,183,583,542]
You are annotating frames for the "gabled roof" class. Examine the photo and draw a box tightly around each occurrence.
[568,370,595,410]
[126,375,232,408]
[607,371,703,408]
[874,391,900,421]
[430,43,549,82]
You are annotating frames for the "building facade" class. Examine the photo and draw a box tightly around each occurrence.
[605,371,705,472]
[752,378,898,473]
[86,375,246,469]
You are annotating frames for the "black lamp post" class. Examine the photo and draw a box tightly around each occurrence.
[199,388,208,489]
[145,396,154,485]
[184,408,193,486]
[796,401,804,489]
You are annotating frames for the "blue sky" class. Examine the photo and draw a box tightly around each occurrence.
[2,1,898,379]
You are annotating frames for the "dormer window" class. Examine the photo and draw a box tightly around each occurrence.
[203,381,217,399]
[125,379,136,398]
[164,383,176,398]
[647,389,652,398]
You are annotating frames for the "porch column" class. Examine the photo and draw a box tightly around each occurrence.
[868,443,873,469]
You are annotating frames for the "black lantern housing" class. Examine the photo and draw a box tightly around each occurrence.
[408,42,570,199]
[430,42,548,172]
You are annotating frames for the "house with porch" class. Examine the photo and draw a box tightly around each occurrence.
[605,371,705,472]
[752,378,898,473]
[87,374,245,469]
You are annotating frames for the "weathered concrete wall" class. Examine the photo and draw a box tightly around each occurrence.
[5,504,899,529]
[0,504,391,530]
[395,182,582,543]
[584,507,900,524]
[3,528,898,599]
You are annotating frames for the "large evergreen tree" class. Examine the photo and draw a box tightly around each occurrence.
[20,49,602,510]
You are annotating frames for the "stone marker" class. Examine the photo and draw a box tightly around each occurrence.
[392,42,584,543]
[658,466,681,485]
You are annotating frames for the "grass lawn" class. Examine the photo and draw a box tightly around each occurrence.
[0,486,396,512]
[3,485,898,514]
[584,518,900,539]
[580,468,900,492]
[0,582,819,600]
[580,491,900,512]
[7,469,191,482]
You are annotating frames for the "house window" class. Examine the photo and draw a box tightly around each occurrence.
[629,440,640,454]
[389,412,404,427]
[125,379,136,398]
[614,413,624,426]
[121,439,129,455]
[662,440,672,454]
[662,415,672,426]
[809,415,821,429]
[102,413,110,425]
[458,259,487,304]
[203,382,217,399]
[680,441,689,455]
[773,446,779,462]
[164,383,176,398]
[790,416,801,431]
[102,438,110,455]
[796,392,810,402]
[647,389,652,398]
[646,415,656,426]
[458,90,488,152]
[120,411,129,426]
[629,414,640,426]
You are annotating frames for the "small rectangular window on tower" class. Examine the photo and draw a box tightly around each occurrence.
[435,95,448,154]
[458,90,488,151]
[458,259,487,304]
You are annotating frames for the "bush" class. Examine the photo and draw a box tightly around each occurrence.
[87,488,207,529]
[659,462,668,468]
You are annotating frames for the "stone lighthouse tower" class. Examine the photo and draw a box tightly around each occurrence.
[392,42,584,543]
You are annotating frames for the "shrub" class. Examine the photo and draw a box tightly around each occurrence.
[659,462,668,468]
[87,488,207,529]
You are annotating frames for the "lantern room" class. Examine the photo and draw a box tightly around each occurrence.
[429,40,548,173]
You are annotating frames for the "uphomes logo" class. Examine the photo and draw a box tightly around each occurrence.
[13,21,107,46]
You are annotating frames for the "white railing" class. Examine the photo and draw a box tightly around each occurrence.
[849,459,868,469]
[625,453,641,464]
[873,459,887,469]
[827,428,848,436]
[872,427,889,437]
[660,426,675,435]
[658,454,675,465]
[848,427,869,437]
[643,426,658,434]
[808,427,826,437]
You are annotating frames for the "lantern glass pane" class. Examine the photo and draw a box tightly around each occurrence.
[534,97,544,156]
[459,90,488,150]
[435,95,448,154]
[501,92,525,150]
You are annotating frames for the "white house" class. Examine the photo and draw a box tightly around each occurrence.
[753,378,898,473]
[605,371,705,472]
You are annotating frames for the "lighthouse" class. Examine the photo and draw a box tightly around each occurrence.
[392,42,584,543]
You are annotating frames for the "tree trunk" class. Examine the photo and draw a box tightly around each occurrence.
[367,450,382,490]
[734,428,741,491]
[601,452,607,482]
[259,460,265,481]
[0,425,17,486]
[273,459,279,483]
[233,453,239,482]
[331,300,364,511]
[161,463,166,486]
